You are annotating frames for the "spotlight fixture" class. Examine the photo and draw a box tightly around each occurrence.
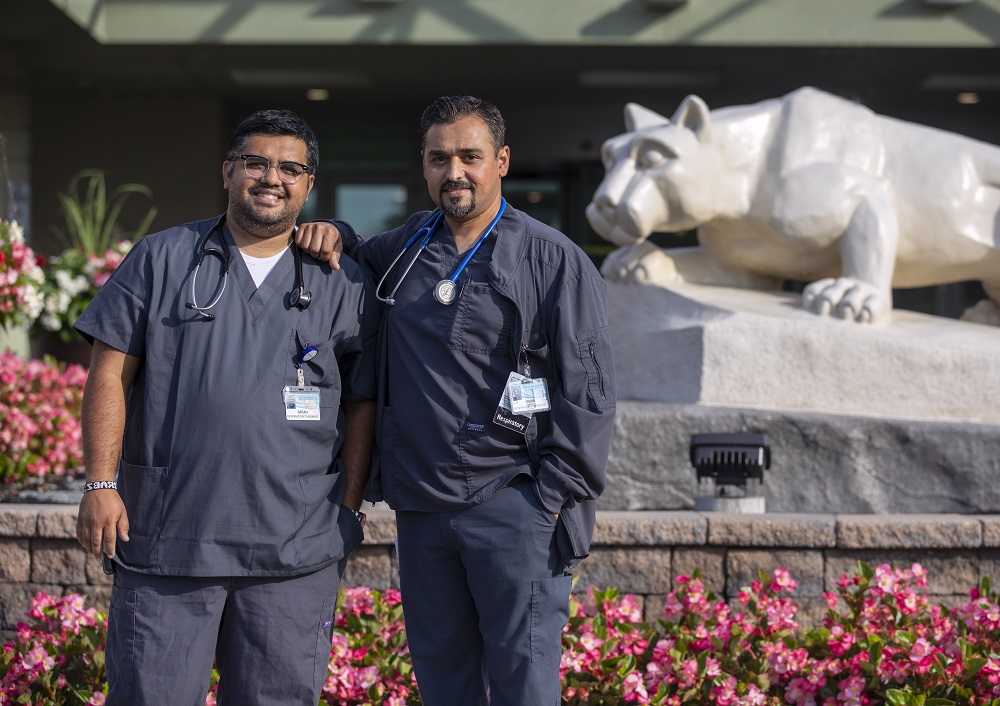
[690,432,770,512]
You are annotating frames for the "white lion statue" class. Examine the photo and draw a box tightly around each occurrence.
[587,86,1000,325]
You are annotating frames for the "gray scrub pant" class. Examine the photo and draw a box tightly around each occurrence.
[104,558,346,706]
[395,477,572,706]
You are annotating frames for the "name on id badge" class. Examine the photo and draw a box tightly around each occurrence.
[283,386,321,421]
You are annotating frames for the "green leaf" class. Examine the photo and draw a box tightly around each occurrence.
[886,689,915,706]
[923,699,955,706]
[966,656,988,674]
[858,561,875,580]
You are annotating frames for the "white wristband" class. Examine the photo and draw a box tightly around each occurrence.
[83,481,118,493]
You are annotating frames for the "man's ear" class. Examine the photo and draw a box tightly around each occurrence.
[497,146,510,178]
[222,161,234,190]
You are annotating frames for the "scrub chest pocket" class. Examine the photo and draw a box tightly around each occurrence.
[446,281,515,356]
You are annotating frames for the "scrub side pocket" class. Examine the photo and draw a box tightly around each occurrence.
[106,578,137,685]
[116,460,168,570]
[530,574,572,663]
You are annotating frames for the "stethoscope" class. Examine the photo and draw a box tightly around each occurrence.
[187,214,312,321]
[375,198,507,306]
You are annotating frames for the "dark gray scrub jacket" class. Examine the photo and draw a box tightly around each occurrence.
[339,206,616,567]
[74,216,378,577]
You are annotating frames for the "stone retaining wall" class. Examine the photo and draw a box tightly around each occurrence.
[3,505,999,641]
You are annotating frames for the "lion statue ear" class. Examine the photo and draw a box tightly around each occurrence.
[670,95,713,144]
[624,103,671,132]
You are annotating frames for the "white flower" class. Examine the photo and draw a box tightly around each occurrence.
[22,284,45,322]
[54,269,89,297]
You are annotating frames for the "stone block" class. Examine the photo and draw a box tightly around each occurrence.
[84,554,115,585]
[593,512,706,546]
[672,547,726,594]
[643,594,668,623]
[0,583,63,630]
[794,596,832,630]
[573,548,672,595]
[836,515,982,549]
[31,539,87,585]
[343,546,394,591]
[0,538,30,581]
[824,549,980,595]
[707,514,835,547]
[361,510,397,546]
[35,508,78,539]
[0,506,38,537]
[978,516,1000,547]
[726,550,824,597]
[605,401,1000,515]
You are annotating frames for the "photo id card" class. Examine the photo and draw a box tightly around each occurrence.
[283,385,321,421]
[494,371,532,435]
[508,377,551,415]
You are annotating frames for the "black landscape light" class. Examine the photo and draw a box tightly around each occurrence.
[690,433,771,511]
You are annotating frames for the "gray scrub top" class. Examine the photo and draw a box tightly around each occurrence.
[74,216,378,577]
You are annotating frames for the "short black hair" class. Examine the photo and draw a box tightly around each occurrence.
[225,109,319,170]
[419,95,506,154]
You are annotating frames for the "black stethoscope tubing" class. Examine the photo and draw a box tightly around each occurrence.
[186,213,311,321]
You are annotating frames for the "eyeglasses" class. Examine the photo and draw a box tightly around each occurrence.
[236,154,312,184]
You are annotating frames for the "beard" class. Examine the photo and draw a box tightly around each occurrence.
[440,180,475,218]
[229,188,299,240]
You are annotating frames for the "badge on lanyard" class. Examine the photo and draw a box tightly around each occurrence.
[284,346,321,421]
[493,371,548,435]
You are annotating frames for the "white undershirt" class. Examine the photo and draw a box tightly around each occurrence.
[240,247,287,288]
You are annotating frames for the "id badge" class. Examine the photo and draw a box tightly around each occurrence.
[283,385,321,421]
[493,372,532,435]
[508,377,550,415]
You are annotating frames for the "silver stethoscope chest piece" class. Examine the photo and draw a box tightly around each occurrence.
[433,279,458,305]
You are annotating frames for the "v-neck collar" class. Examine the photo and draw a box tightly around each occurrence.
[221,223,295,318]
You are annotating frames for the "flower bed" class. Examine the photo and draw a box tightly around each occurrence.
[0,352,86,488]
[4,563,1000,705]
[0,219,45,331]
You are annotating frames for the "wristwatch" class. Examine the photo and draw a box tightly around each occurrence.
[353,509,366,528]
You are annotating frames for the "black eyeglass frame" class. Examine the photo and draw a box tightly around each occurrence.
[235,154,313,184]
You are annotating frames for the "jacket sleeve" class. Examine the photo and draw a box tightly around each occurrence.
[532,263,616,516]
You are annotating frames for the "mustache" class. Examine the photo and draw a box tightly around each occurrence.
[441,180,473,193]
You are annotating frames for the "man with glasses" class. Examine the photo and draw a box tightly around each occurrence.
[73,109,377,706]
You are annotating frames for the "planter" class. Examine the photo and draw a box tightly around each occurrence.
[30,329,92,368]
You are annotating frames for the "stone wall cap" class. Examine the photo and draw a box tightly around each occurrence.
[704,513,836,548]
[836,514,982,549]
[593,511,706,546]
[0,506,41,537]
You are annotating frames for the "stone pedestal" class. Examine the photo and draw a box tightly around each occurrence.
[604,281,1000,514]
[607,281,1000,424]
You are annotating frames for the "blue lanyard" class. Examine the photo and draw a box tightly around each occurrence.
[433,198,507,305]
[377,198,507,306]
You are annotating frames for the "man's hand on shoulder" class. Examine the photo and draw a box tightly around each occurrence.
[297,222,344,270]
[77,490,130,560]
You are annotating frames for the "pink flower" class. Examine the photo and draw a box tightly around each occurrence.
[87,694,106,706]
[714,675,738,706]
[623,671,650,703]
[771,567,798,593]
